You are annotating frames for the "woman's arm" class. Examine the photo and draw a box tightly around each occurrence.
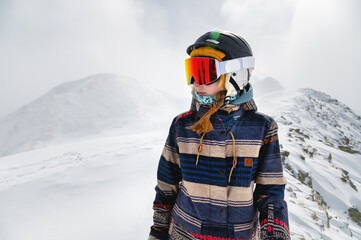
[149,119,182,240]
[254,120,291,240]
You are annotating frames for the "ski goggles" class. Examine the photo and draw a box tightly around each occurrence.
[185,56,255,85]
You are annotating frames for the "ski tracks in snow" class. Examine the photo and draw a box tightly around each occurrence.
[0,152,85,191]
[0,131,165,191]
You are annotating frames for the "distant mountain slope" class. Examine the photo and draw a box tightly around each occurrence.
[0,74,188,157]
[252,76,285,96]
[255,88,361,239]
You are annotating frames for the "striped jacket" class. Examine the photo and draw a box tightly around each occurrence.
[149,99,290,240]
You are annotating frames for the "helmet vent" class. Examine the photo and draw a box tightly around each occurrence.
[206,39,219,44]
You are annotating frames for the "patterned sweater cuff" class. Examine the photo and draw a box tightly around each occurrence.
[259,203,290,240]
[149,226,168,240]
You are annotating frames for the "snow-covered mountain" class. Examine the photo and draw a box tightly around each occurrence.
[255,88,361,239]
[0,75,360,240]
[0,73,188,157]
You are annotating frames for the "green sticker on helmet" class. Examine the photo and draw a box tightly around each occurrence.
[211,31,220,41]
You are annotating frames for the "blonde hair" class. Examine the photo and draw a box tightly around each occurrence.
[188,90,226,135]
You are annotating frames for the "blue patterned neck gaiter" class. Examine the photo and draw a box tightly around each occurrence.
[193,90,215,106]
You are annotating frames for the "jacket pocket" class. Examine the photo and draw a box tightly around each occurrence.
[170,204,202,237]
[169,218,198,240]
[233,157,254,187]
[233,215,259,239]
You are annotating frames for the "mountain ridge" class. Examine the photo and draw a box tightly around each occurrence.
[255,87,361,239]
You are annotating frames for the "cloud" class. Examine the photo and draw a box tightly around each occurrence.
[220,0,297,36]
[219,0,299,82]
[0,0,185,117]
[282,0,361,113]
[219,0,361,114]
[0,0,142,108]
[0,0,360,118]
[0,0,231,118]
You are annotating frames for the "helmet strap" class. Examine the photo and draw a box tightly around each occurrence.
[229,76,241,92]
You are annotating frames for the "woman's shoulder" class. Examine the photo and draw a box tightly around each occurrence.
[244,110,277,129]
[173,110,196,123]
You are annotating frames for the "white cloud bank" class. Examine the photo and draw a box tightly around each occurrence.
[0,0,360,118]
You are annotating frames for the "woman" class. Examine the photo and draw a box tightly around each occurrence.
[149,30,290,240]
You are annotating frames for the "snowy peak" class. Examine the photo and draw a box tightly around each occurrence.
[256,88,361,239]
[278,88,361,154]
[0,73,188,157]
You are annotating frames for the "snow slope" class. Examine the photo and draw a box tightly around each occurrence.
[0,131,164,240]
[0,75,360,239]
[0,73,188,157]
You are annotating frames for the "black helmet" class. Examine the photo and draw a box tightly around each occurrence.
[186,30,253,60]
[187,30,255,96]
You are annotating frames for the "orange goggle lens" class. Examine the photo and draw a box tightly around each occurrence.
[185,57,219,85]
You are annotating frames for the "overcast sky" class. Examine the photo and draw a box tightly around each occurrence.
[1,0,360,118]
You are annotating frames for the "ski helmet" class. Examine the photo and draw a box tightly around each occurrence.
[187,30,255,96]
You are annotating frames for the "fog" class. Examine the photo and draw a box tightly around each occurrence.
[0,0,360,118]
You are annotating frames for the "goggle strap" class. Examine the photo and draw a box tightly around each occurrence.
[218,56,255,74]
[242,56,255,70]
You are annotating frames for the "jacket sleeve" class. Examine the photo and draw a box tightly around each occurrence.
[254,120,291,240]
[149,118,182,240]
